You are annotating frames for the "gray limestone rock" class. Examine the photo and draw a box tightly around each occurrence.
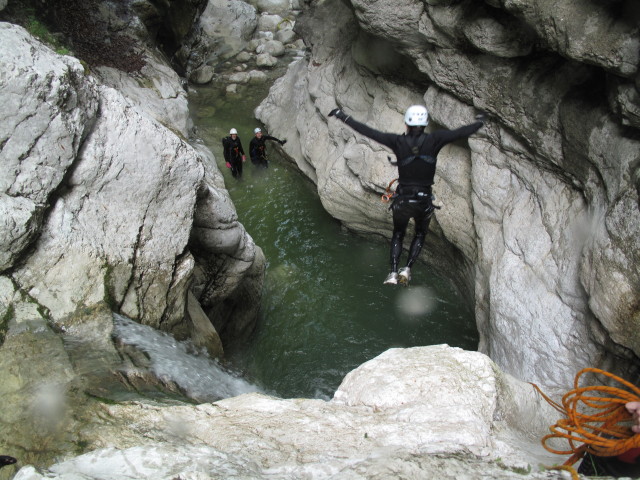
[256,39,286,57]
[257,13,284,32]
[1,19,264,350]
[95,52,192,138]
[275,28,296,44]
[189,64,216,84]
[256,0,291,14]
[256,52,278,67]
[10,346,565,480]
[177,0,258,75]
[493,0,640,77]
[0,23,99,272]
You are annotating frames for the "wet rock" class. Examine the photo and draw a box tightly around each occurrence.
[229,71,251,83]
[189,65,216,84]
[10,346,564,480]
[255,0,291,14]
[275,28,296,44]
[256,53,278,67]
[257,13,284,32]
[236,51,252,62]
[248,70,269,83]
[256,39,285,57]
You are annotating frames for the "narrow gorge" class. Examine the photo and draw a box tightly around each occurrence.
[0,0,638,479]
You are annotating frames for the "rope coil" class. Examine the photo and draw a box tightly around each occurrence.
[381,178,398,203]
[531,368,640,467]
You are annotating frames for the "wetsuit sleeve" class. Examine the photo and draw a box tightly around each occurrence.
[432,121,484,148]
[222,138,230,161]
[343,117,398,150]
[237,139,245,155]
[263,135,280,143]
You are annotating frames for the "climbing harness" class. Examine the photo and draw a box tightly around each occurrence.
[531,368,640,478]
[397,134,435,167]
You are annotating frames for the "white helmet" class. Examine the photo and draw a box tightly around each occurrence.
[229,128,238,135]
[254,127,262,134]
[404,105,429,126]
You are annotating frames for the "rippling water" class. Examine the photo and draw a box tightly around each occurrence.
[188,74,478,400]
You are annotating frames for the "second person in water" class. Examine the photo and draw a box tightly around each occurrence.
[250,127,286,168]
[328,105,485,286]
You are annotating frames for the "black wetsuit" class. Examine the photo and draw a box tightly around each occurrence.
[249,135,283,168]
[342,116,483,272]
[222,135,245,178]
[578,448,640,477]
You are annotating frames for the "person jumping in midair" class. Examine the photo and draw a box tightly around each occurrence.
[328,105,485,286]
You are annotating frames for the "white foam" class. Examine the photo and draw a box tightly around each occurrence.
[112,313,261,402]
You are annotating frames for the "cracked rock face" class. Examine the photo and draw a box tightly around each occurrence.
[0,23,99,271]
[257,0,640,387]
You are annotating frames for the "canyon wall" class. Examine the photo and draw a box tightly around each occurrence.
[257,0,640,388]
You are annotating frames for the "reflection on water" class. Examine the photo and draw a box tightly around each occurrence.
[188,76,478,400]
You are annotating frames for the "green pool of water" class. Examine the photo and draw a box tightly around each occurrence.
[188,77,478,400]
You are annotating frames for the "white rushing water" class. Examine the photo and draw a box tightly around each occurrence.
[112,313,262,402]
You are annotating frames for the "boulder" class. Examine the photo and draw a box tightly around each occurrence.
[256,0,291,14]
[248,70,269,83]
[1,19,264,354]
[256,53,278,67]
[0,23,99,272]
[256,39,286,57]
[257,13,284,32]
[95,52,192,137]
[236,51,253,62]
[189,65,216,84]
[275,28,296,44]
[11,346,566,480]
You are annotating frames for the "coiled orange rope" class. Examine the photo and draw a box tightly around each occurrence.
[531,368,640,469]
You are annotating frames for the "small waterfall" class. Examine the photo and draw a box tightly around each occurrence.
[112,313,262,402]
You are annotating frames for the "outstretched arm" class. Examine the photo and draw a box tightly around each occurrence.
[264,135,287,145]
[328,108,397,150]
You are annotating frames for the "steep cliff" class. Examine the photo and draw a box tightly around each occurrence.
[257,0,640,388]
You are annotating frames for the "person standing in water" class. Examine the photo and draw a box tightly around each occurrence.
[249,127,286,168]
[328,105,485,286]
[222,128,246,178]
